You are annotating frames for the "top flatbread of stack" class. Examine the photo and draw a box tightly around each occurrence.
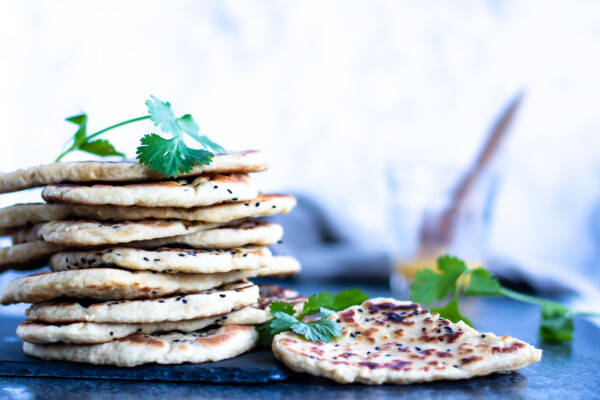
[0,150,268,194]
[42,174,257,208]
[0,194,296,230]
[272,298,542,385]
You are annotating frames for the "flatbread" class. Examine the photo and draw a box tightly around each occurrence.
[42,174,257,208]
[37,219,221,246]
[272,298,542,385]
[1,221,283,271]
[0,194,296,230]
[50,246,272,274]
[1,255,300,304]
[23,325,258,367]
[131,220,283,249]
[0,241,66,271]
[25,281,259,324]
[0,150,268,194]
[17,284,306,344]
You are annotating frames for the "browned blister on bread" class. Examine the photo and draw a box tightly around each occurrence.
[272,298,542,385]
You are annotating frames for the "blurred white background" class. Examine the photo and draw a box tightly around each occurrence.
[0,0,599,299]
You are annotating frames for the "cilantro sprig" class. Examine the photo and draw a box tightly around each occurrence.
[257,289,369,347]
[410,255,600,342]
[56,96,224,178]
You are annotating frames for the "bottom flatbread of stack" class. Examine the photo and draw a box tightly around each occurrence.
[21,283,306,367]
[272,298,542,385]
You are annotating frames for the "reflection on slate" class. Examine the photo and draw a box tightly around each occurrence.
[0,317,288,383]
[266,194,390,282]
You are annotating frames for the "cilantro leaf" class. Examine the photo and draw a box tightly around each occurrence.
[79,139,125,158]
[66,114,88,147]
[293,318,342,343]
[539,303,574,342]
[136,133,213,178]
[178,114,226,153]
[269,301,295,316]
[330,289,370,311]
[269,310,343,343]
[410,255,467,305]
[301,292,334,317]
[432,297,473,327]
[146,95,182,136]
[464,267,503,296]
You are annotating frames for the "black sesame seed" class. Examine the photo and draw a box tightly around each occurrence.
[227,189,232,194]
[422,327,426,332]
[213,185,218,189]
[154,259,160,262]
[143,257,149,262]
[244,203,249,206]
[415,347,421,351]
[220,294,226,298]
[272,205,276,209]
[232,198,238,201]
[109,331,114,336]
[255,202,260,207]
[481,334,486,338]
[183,299,188,304]
[223,316,228,320]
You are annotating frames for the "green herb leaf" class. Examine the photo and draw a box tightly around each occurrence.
[432,297,473,327]
[269,310,343,344]
[136,133,213,178]
[79,139,126,158]
[269,301,296,316]
[66,114,88,147]
[539,303,574,342]
[145,95,182,136]
[330,289,370,311]
[410,255,467,305]
[464,267,503,296]
[301,292,335,317]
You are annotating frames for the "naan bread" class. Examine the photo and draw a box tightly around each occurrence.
[18,284,306,344]
[0,150,268,194]
[0,241,66,271]
[2,255,300,304]
[25,281,259,323]
[50,246,272,274]
[272,298,542,385]
[1,221,284,271]
[131,220,283,249]
[38,219,220,246]
[23,325,258,367]
[0,194,295,229]
[42,174,257,208]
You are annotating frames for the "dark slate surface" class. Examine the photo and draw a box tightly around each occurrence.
[0,280,599,399]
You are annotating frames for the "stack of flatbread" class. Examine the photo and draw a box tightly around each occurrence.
[0,151,305,367]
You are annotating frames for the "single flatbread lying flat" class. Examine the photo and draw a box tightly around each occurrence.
[1,221,284,271]
[37,219,221,246]
[23,325,258,367]
[18,284,306,344]
[42,174,257,208]
[0,194,295,230]
[25,281,259,324]
[132,220,283,249]
[50,246,272,274]
[0,150,268,194]
[2,255,300,304]
[272,298,542,385]
[0,241,66,271]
